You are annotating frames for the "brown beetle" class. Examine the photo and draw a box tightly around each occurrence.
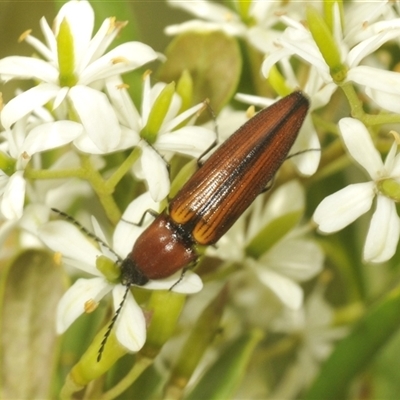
[120,91,310,286]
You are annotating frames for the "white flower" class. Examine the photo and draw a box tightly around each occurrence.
[75,74,216,201]
[262,2,400,112]
[165,0,298,54]
[269,284,347,399]
[208,181,324,309]
[313,118,400,263]
[38,192,203,353]
[0,0,158,152]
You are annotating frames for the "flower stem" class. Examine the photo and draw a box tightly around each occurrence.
[341,83,400,126]
[99,356,153,400]
[105,147,142,190]
[79,154,121,224]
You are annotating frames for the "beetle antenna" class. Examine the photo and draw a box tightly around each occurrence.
[97,284,131,362]
[51,208,123,264]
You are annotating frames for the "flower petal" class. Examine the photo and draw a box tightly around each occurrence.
[339,118,383,179]
[348,65,400,97]
[261,238,324,281]
[113,285,146,352]
[0,171,26,220]
[0,56,58,83]
[139,144,170,202]
[113,192,161,257]
[347,29,400,68]
[69,85,121,152]
[1,83,59,129]
[251,262,303,309]
[364,88,400,114]
[156,126,216,158]
[38,220,102,275]
[56,277,111,333]
[313,182,375,233]
[289,116,320,176]
[144,270,203,294]
[78,42,158,83]
[105,76,141,131]
[21,121,83,156]
[166,0,237,23]
[364,195,400,263]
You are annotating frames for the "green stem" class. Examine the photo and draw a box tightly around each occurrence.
[79,154,121,225]
[105,147,142,190]
[341,83,400,126]
[99,356,153,400]
[24,167,86,180]
[24,153,123,224]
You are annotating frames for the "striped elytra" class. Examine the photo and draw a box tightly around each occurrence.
[120,91,310,285]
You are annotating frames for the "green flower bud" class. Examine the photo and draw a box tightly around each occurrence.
[306,5,347,83]
[57,18,78,87]
[378,178,400,202]
[96,255,120,283]
[141,82,176,144]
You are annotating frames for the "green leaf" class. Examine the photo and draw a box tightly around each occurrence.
[186,329,264,400]
[303,284,400,399]
[0,249,64,399]
[157,31,242,117]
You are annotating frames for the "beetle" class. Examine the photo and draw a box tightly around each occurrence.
[120,91,310,287]
[74,90,311,360]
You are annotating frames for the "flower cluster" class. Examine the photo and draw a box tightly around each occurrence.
[2,1,400,399]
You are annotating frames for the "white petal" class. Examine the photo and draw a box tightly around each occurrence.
[383,142,398,173]
[261,238,324,281]
[313,182,375,232]
[156,126,216,158]
[140,144,170,202]
[0,171,26,220]
[144,270,203,294]
[79,42,158,84]
[252,263,303,309]
[113,192,161,257]
[21,35,53,63]
[348,66,400,96]
[79,18,118,72]
[0,56,58,83]
[105,76,141,131]
[261,48,293,79]
[165,20,244,37]
[1,83,59,129]
[339,118,383,179]
[19,203,50,236]
[54,0,94,67]
[161,101,204,132]
[47,181,90,212]
[279,32,331,81]
[348,30,400,68]
[364,88,400,114]
[69,85,121,152]
[74,126,139,154]
[289,116,320,176]
[38,220,102,275]
[364,195,400,263]
[247,180,304,238]
[113,285,146,352]
[56,277,111,333]
[21,121,83,156]
[166,0,236,23]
